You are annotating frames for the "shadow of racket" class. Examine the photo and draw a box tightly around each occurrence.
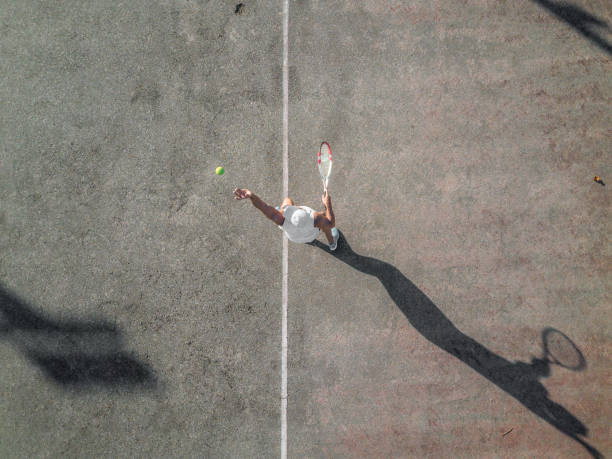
[539,327,586,371]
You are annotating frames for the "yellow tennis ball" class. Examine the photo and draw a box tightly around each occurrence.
[216,166,224,175]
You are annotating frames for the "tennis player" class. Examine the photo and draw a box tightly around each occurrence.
[233,188,339,250]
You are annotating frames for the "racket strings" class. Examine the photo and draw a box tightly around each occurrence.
[319,157,331,175]
[319,143,332,176]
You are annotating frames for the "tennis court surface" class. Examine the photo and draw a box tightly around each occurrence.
[1,0,610,457]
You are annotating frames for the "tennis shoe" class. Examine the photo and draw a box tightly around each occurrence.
[329,227,339,251]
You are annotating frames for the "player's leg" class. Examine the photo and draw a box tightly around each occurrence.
[321,225,334,244]
[314,212,339,250]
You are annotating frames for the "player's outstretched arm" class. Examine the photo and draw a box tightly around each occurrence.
[234,188,283,226]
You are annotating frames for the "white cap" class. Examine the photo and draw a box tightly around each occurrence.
[285,207,311,229]
[281,205,320,243]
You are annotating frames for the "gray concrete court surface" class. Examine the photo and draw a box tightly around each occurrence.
[1,0,610,457]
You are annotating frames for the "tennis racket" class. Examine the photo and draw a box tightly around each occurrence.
[540,327,586,371]
[318,142,333,193]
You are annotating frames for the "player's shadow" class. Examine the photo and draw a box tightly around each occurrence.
[309,232,601,459]
[531,0,612,55]
[0,284,158,392]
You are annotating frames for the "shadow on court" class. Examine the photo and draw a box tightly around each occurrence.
[531,0,612,55]
[308,232,602,459]
[0,285,158,392]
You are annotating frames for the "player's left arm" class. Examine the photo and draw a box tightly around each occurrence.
[248,192,284,226]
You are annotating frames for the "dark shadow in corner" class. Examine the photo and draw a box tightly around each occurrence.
[531,0,612,55]
[308,232,602,458]
[0,284,158,392]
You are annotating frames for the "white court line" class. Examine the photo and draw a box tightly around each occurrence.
[281,0,289,457]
